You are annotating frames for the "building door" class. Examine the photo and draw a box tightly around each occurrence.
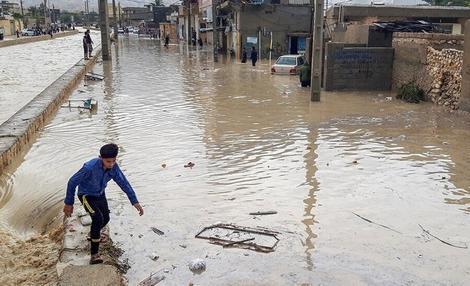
[290,36,298,54]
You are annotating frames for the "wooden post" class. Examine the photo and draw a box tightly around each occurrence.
[310,0,324,102]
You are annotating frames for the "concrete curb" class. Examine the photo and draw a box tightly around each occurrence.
[0,30,79,48]
[0,47,102,175]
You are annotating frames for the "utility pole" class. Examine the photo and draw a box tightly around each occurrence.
[118,2,122,28]
[43,0,47,26]
[20,0,26,27]
[460,20,470,111]
[20,0,24,17]
[212,0,218,59]
[112,0,118,39]
[99,0,111,60]
[310,0,324,102]
[187,0,191,45]
[84,0,89,28]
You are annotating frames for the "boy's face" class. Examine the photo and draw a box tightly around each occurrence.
[101,157,116,169]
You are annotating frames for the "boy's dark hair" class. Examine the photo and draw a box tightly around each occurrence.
[100,143,119,158]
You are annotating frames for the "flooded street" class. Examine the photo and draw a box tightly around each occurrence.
[1,37,470,285]
[0,31,101,125]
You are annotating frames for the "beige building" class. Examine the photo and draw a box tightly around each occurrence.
[0,16,23,36]
[107,3,123,26]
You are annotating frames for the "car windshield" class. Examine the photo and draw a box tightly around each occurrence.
[276,57,297,65]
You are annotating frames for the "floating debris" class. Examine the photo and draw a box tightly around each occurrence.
[151,227,165,236]
[419,224,467,249]
[138,272,165,286]
[249,211,278,216]
[188,258,206,274]
[184,162,195,168]
[195,223,280,253]
[85,72,105,81]
[62,98,98,112]
[161,164,167,168]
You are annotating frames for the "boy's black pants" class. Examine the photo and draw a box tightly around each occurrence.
[78,194,110,255]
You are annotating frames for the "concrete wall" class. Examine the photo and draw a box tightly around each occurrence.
[0,18,23,36]
[324,42,394,91]
[392,32,464,91]
[238,4,310,59]
[332,24,392,47]
[460,21,470,111]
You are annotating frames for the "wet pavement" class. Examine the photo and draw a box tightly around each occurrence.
[0,31,100,125]
[1,37,470,285]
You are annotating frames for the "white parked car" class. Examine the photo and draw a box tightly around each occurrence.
[271,55,306,75]
[21,28,35,36]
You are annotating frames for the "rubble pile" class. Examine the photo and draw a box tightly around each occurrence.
[426,47,463,110]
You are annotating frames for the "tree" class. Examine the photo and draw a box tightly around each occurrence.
[153,0,163,6]
[13,13,23,30]
[60,13,72,24]
[28,6,38,17]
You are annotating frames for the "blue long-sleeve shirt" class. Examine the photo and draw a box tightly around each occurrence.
[64,158,139,205]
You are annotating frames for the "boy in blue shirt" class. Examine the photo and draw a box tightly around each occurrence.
[63,143,144,264]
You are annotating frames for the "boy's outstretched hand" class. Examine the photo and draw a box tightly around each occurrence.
[63,204,74,217]
[134,203,144,216]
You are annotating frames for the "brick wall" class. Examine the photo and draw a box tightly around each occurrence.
[324,42,394,91]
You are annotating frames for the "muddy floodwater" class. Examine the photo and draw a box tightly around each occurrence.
[1,37,470,285]
[0,31,101,125]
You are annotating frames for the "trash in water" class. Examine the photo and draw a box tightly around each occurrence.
[149,253,159,261]
[195,223,280,253]
[188,258,206,273]
[85,72,105,81]
[151,227,164,235]
[161,164,167,168]
[249,211,278,216]
[138,272,165,286]
[184,162,195,168]
[61,98,98,112]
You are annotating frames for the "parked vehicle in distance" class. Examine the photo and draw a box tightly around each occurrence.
[271,55,306,75]
[118,28,124,34]
[21,28,36,36]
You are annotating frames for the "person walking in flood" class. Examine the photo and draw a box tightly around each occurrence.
[83,32,89,60]
[63,143,144,265]
[85,30,94,58]
[299,60,311,87]
[241,47,247,63]
[164,34,170,47]
[250,46,258,67]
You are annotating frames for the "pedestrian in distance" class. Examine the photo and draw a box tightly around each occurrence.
[85,30,94,58]
[250,46,258,67]
[83,32,89,60]
[299,60,311,87]
[63,143,144,265]
[164,34,170,47]
[192,30,197,46]
[16,29,19,38]
[198,37,203,47]
[241,47,247,63]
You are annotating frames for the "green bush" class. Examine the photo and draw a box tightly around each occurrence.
[396,82,425,103]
